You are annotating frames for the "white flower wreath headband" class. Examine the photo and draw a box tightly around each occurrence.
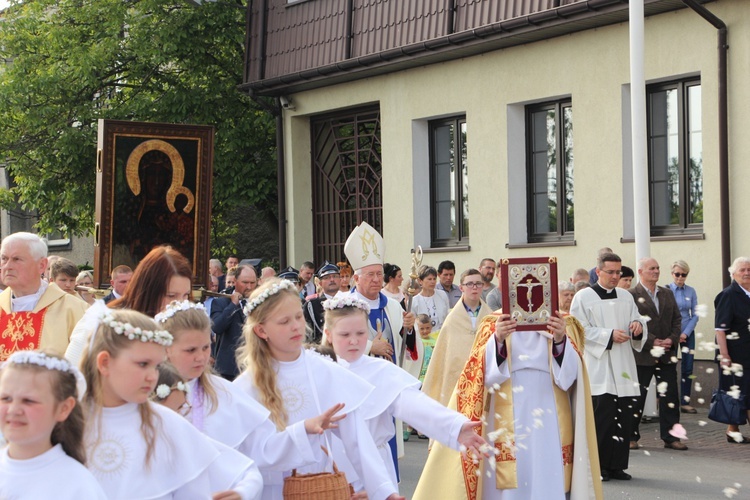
[154,300,206,324]
[88,312,174,353]
[244,279,298,316]
[322,296,371,313]
[3,351,87,401]
[155,381,188,400]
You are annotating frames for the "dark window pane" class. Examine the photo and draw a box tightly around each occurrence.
[647,80,702,234]
[688,85,703,224]
[430,117,468,245]
[526,101,573,241]
[435,201,453,240]
[434,124,453,164]
[460,121,469,239]
[563,106,574,232]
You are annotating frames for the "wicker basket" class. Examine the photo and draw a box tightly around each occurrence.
[283,449,353,500]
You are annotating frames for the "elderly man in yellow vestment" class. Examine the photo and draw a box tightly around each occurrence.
[0,232,88,361]
[414,311,602,500]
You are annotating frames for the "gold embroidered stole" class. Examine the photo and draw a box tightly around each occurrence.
[423,299,491,407]
[0,310,48,361]
[457,315,574,499]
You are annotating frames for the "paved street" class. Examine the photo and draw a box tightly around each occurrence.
[398,408,750,499]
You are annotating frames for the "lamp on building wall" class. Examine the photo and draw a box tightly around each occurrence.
[279,95,296,111]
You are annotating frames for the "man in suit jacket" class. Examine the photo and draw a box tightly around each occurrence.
[210,264,258,380]
[103,265,133,304]
[630,257,687,451]
[303,261,340,344]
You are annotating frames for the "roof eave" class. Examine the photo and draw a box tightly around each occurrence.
[240,0,710,97]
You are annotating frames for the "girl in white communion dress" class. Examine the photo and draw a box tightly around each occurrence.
[322,296,487,492]
[232,278,404,500]
[156,300,342,470]
[0,350,106,500]
[79,309,261,499]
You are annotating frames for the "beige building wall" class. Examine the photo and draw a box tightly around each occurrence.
[281,1,748,359]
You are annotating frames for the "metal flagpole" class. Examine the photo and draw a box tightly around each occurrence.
[630,0,651,266]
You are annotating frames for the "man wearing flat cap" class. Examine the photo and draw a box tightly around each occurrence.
[303,261,341,344]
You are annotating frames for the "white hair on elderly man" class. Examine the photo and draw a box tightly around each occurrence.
[1,232,48,260]
[728,256,750,276]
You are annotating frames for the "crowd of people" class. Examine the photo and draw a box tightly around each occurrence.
[0,229,749,499]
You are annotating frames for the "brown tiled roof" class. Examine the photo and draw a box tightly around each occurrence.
[242,0,711,96]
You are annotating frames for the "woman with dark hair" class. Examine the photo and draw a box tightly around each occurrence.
[382,263,405,304]
[410,266,450,333]
[64,245,193,364]
[109,245,193,317]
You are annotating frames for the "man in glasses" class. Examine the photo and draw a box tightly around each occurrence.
[570,252,648,482]
[629,257,687,451]
[422,268,493,407]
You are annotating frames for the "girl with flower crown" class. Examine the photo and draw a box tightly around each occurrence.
[321,296,488,492]
[233,278,403,500]
[79,308,260,499]
[150,362,265,498]
[0,350,107,499]
[155,299,344,471]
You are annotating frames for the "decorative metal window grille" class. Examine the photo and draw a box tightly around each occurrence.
[311,107,382,264]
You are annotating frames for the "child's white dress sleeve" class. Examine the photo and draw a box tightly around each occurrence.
[392,386,467,449]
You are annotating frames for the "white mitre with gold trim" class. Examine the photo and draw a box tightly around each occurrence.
[344,221,385,270]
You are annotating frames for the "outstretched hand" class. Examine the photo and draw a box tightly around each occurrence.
[305,403,346,435]
[458,420,489,459]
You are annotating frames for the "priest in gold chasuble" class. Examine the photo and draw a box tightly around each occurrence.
[0,233,88,361]
[414,312,602,500]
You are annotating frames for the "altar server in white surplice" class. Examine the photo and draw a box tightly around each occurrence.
[321,296,487,492]
[0,351,106,500]
[233,278,404,500]
[80,309,262,499]
[413,312,602,500]
[569,252,647,482]
[156,300,334,471]
[422,268,493,407]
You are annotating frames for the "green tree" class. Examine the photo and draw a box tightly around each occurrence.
[0,0,277,254]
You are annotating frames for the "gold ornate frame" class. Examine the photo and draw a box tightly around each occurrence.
[94,120,213,289]
[500,257,559,331]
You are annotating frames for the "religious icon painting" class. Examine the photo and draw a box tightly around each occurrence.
[94,120,214,289]
[499,257,559,331]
